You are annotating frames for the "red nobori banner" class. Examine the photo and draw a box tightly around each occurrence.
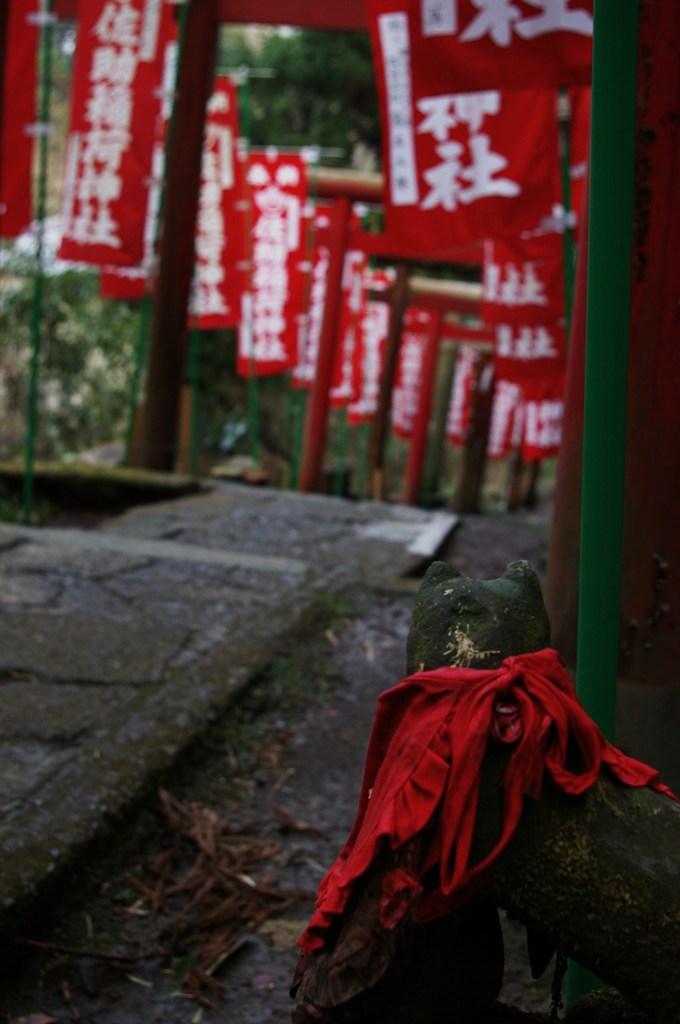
[445,344,480,444]
[58,0,177,267]
[521,372,565,461]
[190,76,247,329]
[369,0,592,94]
[565,84,590,234]
[487,371,564,461]
[329,246,369,406]
[347,268,395,425]
[0,0,38,238]
[292,204,333,390]
[483,234,565,325]
[99,36,176,299]
[370,13,560,250]
[494,318,565,383]
[391,306,435,438]
[487,377,524,459]
[100,264,147,299]
[237,149,309,377]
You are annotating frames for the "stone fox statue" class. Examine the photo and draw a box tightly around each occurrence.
[290,562,680,1024]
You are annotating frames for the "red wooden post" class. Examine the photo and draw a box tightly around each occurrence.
[134,0,219,471]
[217,0,368,30]
[298,194,351,493]
[402,312,442,506]
[616,0,680,786]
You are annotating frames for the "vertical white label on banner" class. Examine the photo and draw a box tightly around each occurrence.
[421,0,457,36]
[140,0,162,61]
[61,132,81,236]
[378,13,419,206]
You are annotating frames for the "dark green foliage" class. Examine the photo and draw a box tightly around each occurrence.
[0,264,139,460]
[217,27,380,167]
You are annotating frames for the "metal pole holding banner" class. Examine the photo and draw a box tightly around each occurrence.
[568,0,639,1003]
[23,1,54,523]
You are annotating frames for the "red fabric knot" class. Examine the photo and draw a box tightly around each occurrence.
[491,699,523,743]
[296,647,678,955]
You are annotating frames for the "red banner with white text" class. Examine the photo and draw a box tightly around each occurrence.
[368,0,593,94]
[347,268,394,425]
[190,76,247,329]
[445,344,480,445]
[237,150,309,377]
[329,245,369,406]
[483,234,565,325]
[58,0,177,267]
[521,371,565,461]
[0,0,38,238]
[292,204,334,390]
[487,378,524,459]
[370,14,561,252]
[391,307,435,438]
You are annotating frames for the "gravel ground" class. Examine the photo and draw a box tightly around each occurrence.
[0,506,555,1024]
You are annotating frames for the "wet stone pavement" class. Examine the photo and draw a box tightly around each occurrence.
[0,483,461,936]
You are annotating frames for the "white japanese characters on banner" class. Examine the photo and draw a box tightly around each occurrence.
[347,268,394,425]
[487,378,524,459]
[99,32,177,298]
[391,307,434,438]
[520,373,565,460]
[329,246,369,406]
[445,344,480,444]
[372,1,593,92]
[58,0,177,267]
[495,321,564,366]
[190,76,247,329]
[370,3,565,252]
[0,0,38,238]
[237,150,309,377]
[292,206,333,390]
[483,235,564,324]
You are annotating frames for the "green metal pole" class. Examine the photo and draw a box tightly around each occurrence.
[289,387,307,490]
[236,76,261,466]
[332,408,349,498]
[355,421,370,501]
[568,0,639,1004]
[23,1,54,523]
[123,291,152,464]
[188,321,201,477]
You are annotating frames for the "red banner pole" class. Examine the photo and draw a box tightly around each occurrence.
[402,312,442,506]
[298,194,351,493]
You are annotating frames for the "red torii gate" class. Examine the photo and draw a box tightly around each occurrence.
[53,0,368,29]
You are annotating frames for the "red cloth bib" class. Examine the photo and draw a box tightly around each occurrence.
[298,648,676,953]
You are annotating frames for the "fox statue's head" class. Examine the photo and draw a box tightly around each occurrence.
[405,560,551,675]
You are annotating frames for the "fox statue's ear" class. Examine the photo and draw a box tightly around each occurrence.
[503,560,543,595]
[417,561,463,597]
